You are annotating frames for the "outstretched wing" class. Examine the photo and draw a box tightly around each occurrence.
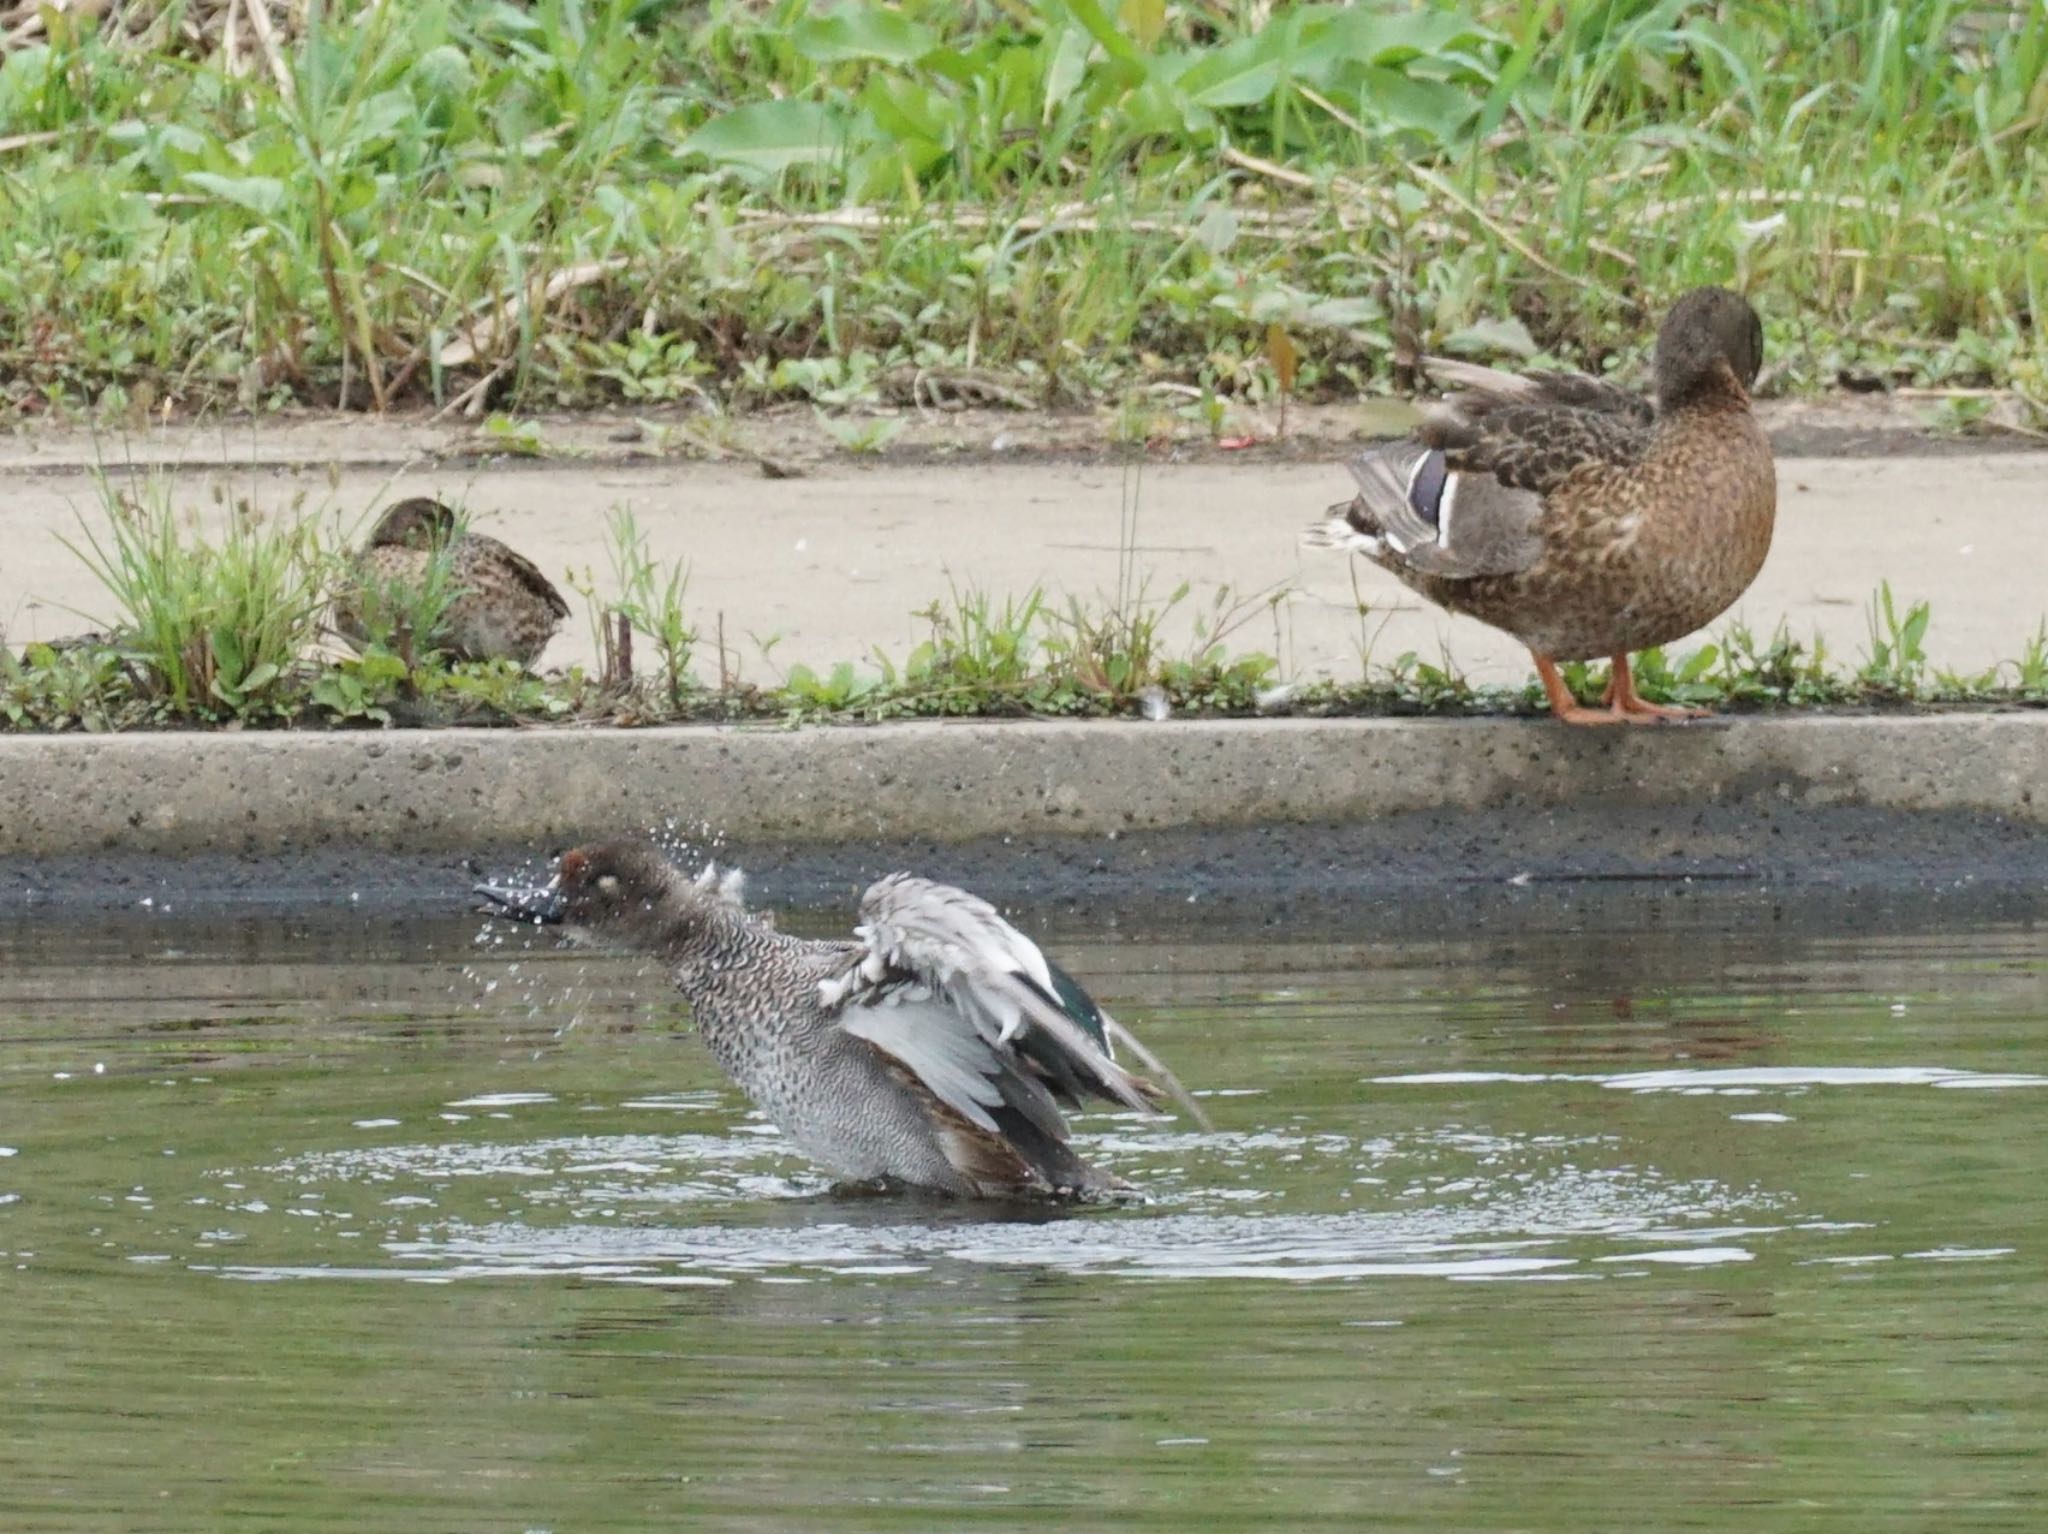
[818,874,1208,1131]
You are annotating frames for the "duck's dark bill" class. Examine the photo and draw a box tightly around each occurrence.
[474,880,565,925]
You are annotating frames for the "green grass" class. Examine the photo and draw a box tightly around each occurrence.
[59,477,328,718]
[2,1,2045,421]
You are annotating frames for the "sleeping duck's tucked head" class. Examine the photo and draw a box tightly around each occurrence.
[1652,287,1764,408]
[366,497,461,550]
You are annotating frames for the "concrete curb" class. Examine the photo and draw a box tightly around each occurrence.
[3,714,2043,857]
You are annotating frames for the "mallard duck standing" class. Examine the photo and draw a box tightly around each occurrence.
[478,840,1207,1199]
[333,498,568,667]
[1309,287,1775,724]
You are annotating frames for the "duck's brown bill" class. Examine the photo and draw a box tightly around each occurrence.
[474,879,565,925]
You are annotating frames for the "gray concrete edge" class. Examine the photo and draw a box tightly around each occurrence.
[1,713,2042,858]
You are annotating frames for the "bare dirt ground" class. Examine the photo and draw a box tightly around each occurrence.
[3,402,2042,684]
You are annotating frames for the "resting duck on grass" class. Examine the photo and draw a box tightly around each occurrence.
[333,497,568,667]
[1308,287,1776,725]
[478,840,1207,1199]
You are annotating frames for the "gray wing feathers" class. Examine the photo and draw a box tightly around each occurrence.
[1431,474,1547,576]
[1341,448,1546,579]
[1346,443,1442,558]
[838,991,1065,1138]
[821,875,1158,1118]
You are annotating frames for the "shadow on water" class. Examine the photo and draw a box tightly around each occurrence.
[1,889,2045,1530]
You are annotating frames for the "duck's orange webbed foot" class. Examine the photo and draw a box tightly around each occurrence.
[1602,654,1712,722]
[1535,655,1627,725]
[1534,654,1711,726]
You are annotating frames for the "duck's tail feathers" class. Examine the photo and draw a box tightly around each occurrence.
[1301,506,1386,558]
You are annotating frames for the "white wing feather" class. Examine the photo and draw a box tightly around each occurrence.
[819,874,1158,1117]
[837,988,1010,1133]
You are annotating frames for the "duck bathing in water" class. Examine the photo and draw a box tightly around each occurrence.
[478,840,1207,1199]
[1308,286,1776,725]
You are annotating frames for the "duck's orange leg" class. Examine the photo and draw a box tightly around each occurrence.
[1601,654,1711,722]
[1533,654,1628,726]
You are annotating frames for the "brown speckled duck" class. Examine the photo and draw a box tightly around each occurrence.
[1308,287,1776,725]
[333,498,568,667]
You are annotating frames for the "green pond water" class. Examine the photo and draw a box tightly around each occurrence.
[1,893,2044,1532]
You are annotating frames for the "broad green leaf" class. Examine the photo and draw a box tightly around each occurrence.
[1122,71,1199,135]
[848,139,945,202]
[1348,67,1482,146]
[791,7,937,65]
[409,43,474,98]
[354,88,415,144]
[1172,33,1288,109]
[861,73,949,149]
[1441,316,1539,359]
[1304,296,1381,329]
[1042,26,1092,119]
[680,100,852,179]
[1311,8,1497,71]
[1119,0,1166,49]
[1194,205,1239,254]
[183,172,288,218]
[1054,0,1145,72]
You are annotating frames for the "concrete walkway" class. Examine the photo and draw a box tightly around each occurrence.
[2,421,2042,686]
